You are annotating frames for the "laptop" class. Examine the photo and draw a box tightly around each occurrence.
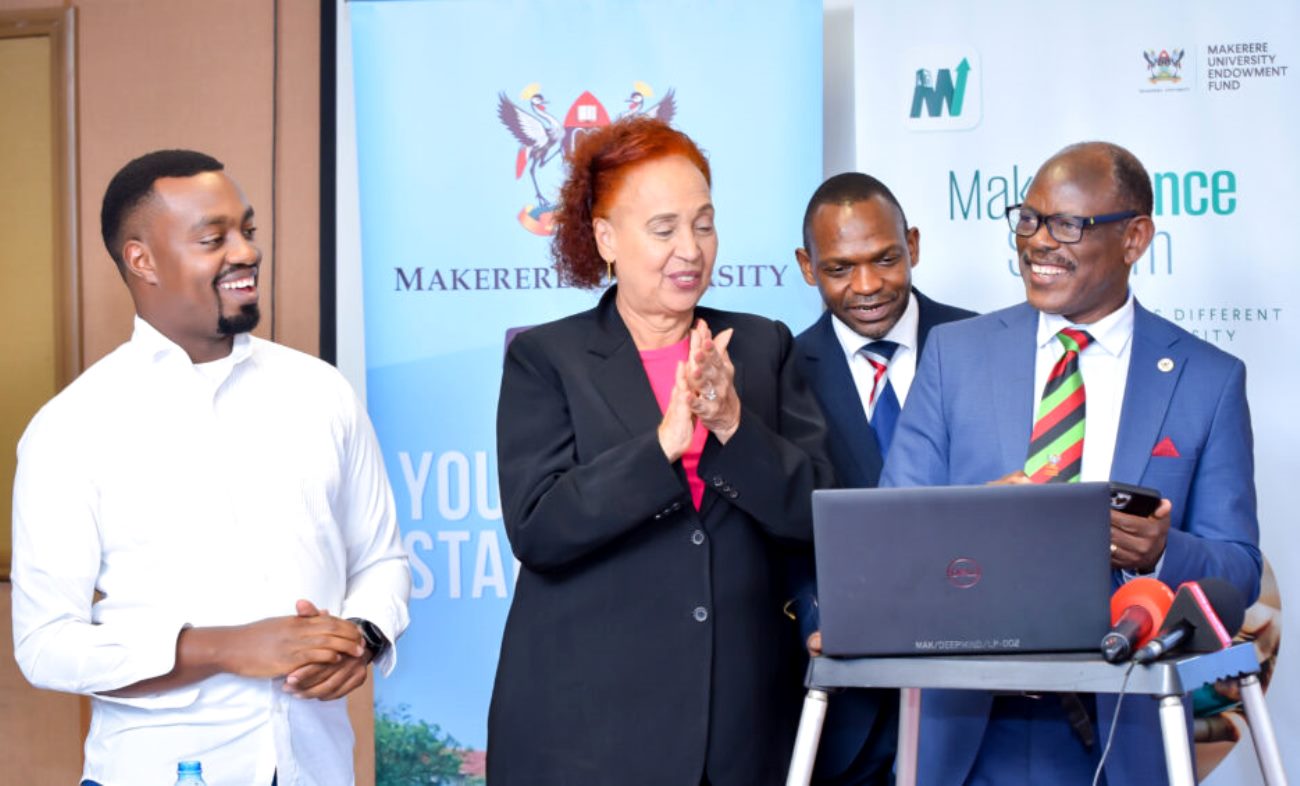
[813,482,1112,657]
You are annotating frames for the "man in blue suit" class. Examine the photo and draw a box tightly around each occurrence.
[788,173,975,784]
[881,142,1260,786]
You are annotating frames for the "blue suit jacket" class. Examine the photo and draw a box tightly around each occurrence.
[790,290,975,779]
[880,300,1261,786]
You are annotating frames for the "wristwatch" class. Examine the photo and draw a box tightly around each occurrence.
[347,618,390,660]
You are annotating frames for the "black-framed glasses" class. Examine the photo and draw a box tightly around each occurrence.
[1006,204,1140,244]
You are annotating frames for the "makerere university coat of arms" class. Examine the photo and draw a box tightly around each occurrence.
[497,82,676,235]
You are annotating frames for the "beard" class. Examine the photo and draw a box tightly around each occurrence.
[218,303,260,336]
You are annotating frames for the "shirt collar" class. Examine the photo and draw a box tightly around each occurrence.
[130,315,254,367]
[830,290,920,360]
[1036,290,1135,357]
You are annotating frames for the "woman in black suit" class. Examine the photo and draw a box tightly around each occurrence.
[488,116,832,786]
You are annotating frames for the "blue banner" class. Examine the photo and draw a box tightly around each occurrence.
[351,0,823,778]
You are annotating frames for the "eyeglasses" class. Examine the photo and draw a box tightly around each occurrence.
[1005,204,1140,244]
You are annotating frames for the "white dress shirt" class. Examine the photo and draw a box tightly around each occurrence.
[1033,293,1162,576]
[830,290,921,421]
[1032,293,1133,484]
[11,317,411,786]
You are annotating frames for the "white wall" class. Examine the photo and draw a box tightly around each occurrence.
[823,0,856,176]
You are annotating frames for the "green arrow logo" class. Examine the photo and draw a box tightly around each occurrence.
[950,58,970,116]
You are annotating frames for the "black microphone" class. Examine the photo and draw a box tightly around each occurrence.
[1100,577,1174,663]
[1132,578,1246,664]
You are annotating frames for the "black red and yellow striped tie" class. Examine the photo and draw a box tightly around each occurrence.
[1025,328,1094,483]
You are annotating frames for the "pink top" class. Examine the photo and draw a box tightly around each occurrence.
[640,338,708,509]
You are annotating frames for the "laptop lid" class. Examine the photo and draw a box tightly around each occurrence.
[813,482,1112,657]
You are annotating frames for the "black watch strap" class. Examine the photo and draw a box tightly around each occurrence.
[347,617,390,659]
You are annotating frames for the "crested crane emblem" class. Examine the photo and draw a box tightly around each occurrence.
[497,82,678,236]
[618,80,676,123]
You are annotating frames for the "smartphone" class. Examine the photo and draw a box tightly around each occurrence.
[1109,482,1162,517]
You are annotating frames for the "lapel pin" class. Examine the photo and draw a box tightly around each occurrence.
[1157,358,1174,373]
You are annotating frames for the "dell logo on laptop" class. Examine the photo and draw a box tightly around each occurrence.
[946,558,982,589]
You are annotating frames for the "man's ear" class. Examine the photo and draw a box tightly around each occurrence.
[1121,215,1156,267]
[122,239,159,286]
[795,247,816,286]
[907,226,921,269]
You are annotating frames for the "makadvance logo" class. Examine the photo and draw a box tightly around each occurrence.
[904,47,981,131]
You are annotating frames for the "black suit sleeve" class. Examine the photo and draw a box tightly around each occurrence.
[698,319,835,544]
[496,331,686,573]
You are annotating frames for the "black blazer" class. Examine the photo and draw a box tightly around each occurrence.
[488,287,833,786]
[786,289,975,781]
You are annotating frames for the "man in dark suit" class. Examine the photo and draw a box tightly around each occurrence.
[882,142,1260,786]
[787,173,974,784]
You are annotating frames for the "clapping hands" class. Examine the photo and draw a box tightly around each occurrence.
[657,319,739,461]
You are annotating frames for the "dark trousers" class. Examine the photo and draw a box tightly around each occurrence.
[813,688,899,785]
[964,694,1105,786]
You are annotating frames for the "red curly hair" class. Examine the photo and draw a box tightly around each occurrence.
[552,116,711,289]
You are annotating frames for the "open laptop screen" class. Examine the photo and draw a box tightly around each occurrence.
[813,482,1112,657]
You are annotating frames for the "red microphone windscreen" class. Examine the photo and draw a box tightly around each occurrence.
[1110,577,1175,647]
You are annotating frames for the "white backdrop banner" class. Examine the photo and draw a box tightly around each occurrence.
[852,2,1297,783]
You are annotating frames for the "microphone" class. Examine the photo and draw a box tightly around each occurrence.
[1100,577,1175,663]
[1132,578,1247,664]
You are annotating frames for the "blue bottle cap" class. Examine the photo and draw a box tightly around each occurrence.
[178,761,203,773]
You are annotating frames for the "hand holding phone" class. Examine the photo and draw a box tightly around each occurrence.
[1110,482,1162,518]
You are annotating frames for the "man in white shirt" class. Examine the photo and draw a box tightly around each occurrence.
[788,172,975,785]
[881,142,1259,786]
[10,150,411,786]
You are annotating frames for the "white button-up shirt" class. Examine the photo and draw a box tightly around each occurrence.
[1033,293,1134,483]
[11,317,411,786]
[830,290,921,420]
[1034,293,1162,576]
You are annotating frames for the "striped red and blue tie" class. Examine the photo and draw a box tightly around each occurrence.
[863,340,900,457]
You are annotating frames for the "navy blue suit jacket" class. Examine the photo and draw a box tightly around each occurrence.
[789,290,974,778]
[881,300,1261,786]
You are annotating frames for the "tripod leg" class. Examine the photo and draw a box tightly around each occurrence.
[896,687,922,786]
[1159,695,1196,786]
[1239,674,1290,786]
[786,689,829,786]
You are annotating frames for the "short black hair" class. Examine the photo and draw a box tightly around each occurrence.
[100,149,225,271]
[801,172,909,252]
[1055,141,1154,216]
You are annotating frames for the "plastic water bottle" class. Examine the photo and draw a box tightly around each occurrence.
[175,760,208,785]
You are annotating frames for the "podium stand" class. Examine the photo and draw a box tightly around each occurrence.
[786,643,1287,786]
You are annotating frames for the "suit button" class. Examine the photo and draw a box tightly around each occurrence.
[693,606,709,622]
[711,475,724,488]
[725,487,739,499]
[691,529,706,545]
[671,502,682,512]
